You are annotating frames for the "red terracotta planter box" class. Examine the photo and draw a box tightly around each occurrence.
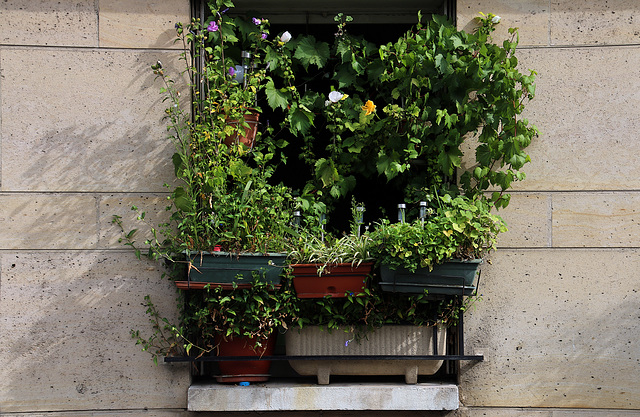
[290,262,373,298]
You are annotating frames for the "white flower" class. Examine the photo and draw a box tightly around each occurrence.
[324,100,332,107]
[328,91,344,103]
[280,31,292,43]
[491,15,501,24]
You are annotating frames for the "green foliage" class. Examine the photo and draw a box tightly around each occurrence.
[369,194,507,272]
[117,0,310,261]
[291,13,538,210]
[184,277,297,352]
[123,9,538,362]
[130,295,186,364]
[287,282,478,334]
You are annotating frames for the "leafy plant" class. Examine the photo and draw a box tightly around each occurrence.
[287,201,373,270]
[124,9,537,363]
[289,13,537,214]
[115,0,318,262]
[287,281,477,336]
[130,295,186,365]
[131,277,297,359]
[185,277,296,352]
[369,193,507,273]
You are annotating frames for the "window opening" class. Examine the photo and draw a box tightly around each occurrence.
[183,0,480,386]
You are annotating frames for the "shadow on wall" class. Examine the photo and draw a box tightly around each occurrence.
[0,50,185,249]
[459,250,640,409]
[1,47,184,193]
[0,250,190,413]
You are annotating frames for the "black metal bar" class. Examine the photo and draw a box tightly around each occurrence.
[432,324,438,355]
[474,269,482,296]
[458,296,465,357]
[164,354,484,363]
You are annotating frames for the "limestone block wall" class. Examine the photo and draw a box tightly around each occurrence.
[0,0,192,414]
[1,0,638,416]
[457,0,640,414]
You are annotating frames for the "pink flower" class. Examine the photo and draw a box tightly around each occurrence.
[207,21,219,32]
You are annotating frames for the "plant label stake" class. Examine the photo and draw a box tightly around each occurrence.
[397,204,406,224]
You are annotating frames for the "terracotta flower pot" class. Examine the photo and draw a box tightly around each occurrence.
[215,333,277,383]
[224,111,260,148]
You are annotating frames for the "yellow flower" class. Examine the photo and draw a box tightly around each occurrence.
[361,100,376,115]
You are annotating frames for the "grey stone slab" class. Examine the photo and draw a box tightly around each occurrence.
[552,192,640,247]
[550,0,640,46]
[0,251,189,412]
[509,46,640,191]
[99,0,190,49]
[0,412,189,417]
[0,0,98,47]
[496,193,551,248]
[188,381,459,411]
[0,48,183,192]
[460,249,640,409]
[0,193,98,250]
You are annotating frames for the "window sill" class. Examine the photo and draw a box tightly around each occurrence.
[188,380,459,411]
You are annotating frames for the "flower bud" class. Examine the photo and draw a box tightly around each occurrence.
[280,31,292,43]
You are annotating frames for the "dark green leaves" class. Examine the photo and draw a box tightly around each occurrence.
[294,36,330,69]
[265,80,289,110]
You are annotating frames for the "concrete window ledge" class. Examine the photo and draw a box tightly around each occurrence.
[188,381,459,411]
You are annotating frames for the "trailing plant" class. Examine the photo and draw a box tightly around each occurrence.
[130,295,186,365]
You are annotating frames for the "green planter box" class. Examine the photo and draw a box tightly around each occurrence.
[379,259,481,296]
[186,252,286,286]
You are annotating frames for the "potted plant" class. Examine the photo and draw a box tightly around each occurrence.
[369,193,506,295]
[119,0,324,374]
[118,1,319,287]
[284,279,469,384]
[286,203,374,298]
[123,9,538,387]
[132,277,295,383]
[186,278,296,383]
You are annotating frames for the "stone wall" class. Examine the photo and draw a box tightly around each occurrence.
[0,0,638,416]
[0,0,192,414]
[457,0,640,413]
